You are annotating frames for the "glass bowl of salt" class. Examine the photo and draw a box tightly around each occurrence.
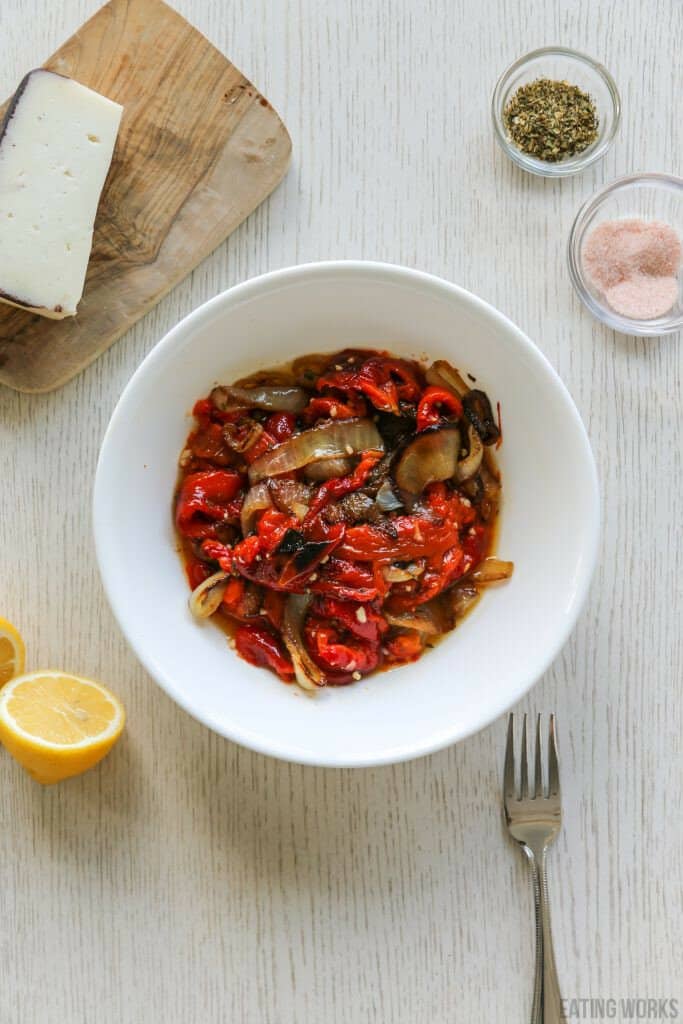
[568,173,683,336]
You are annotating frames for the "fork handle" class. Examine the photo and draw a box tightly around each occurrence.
[527,847,565,1023]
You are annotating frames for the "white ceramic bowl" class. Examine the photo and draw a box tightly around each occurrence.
[94,262,599,767]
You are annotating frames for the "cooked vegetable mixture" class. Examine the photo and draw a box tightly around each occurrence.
[174,350,513,690]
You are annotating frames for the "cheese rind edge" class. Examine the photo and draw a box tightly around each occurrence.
[0,70,123,319]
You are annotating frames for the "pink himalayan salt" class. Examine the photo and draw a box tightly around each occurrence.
[606,274,679,320]
[582,217,682,320]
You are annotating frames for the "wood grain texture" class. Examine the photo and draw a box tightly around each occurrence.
[0,0,681,1022]
[0,0,291,392]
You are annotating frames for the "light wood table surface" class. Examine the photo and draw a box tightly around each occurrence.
[1,2,681,1021]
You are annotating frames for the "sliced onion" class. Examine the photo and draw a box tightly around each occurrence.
[463,389,500,445]
[383,566,413,583]
[375,479,403,511]
[450,583,480,620]
[211,384,308,413]
[385,610,440,635]
[455,423,484,483]
[249,418,384,484]
[269,479,312,519]
[304,457,353,482]
[469,558,514,584]
[393,424,461,495]
[281,593,325,691]
[189,570,230,618]
[425,359,471,398]
[383,562,424,583]
[240,482,272,535]
[479,461,501,502]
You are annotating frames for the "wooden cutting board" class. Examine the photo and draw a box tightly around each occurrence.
[0,0,291,393]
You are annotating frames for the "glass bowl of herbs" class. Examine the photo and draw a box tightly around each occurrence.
[492,47,621,178]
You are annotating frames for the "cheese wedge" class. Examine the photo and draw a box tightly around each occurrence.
[0,70,123,319]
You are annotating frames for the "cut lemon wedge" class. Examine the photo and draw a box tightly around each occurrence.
[0,617,25,686]
[0,671,125,784]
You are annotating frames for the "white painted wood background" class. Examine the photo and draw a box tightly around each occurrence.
[0,1,681,1021]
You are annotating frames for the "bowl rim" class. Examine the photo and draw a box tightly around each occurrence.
[94,260,601,767]
[567,171,683,336]
[491,45,621,178]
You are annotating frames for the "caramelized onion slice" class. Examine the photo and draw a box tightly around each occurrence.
[385,611,440,635]
[469,558,514,584]
[249,418,384,484]
[304,457,353,482]
[450,582,480,620]
[375,479,403,511]
[425,360,471,398]
[463,389,500,445]
[393,424,461,496]
[240,482,272,536]
[383,562,424,583]
[455,423,484,483]
[269,479,312,519]
[281,594,325,691]
[211,384,308,413]
[189,570,230,619]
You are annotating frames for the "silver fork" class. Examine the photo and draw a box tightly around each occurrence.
[503,713,565,1023]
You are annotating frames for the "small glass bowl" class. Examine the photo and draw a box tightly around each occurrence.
[568,173,683,336]
[492,46,621,178]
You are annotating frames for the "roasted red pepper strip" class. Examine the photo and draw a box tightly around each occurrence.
[303,394,368,423]
[424,482,477,528]
[176,470,244,539]
[308,557,380,602]
[186,556,212,590]
[256,509,301,555]
[416,386,463,431]
[201,539,235,573]
[264,412,296,442]
[230,534,262,569]
[305,451,382,523]
[383,632,423,664]
[235,622,294,681]
[219,577,262,622]
[314,596,387,642]
[193,397,213,421]
[386,545,465,612]
[188,421,234,465]
[317,357,420,414]
[230,522,345,591]
[277,523,345,587]
[338,516,461,564]
[242,428,276,464]
[304,618,381,676]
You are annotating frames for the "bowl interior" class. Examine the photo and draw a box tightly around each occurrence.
[94,264,599,766]
[493,49,619,177]
[570,177,683,335]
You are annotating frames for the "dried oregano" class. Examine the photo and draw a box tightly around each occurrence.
[503,78,599,161]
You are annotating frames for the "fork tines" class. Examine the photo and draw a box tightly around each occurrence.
[504,712,560,804]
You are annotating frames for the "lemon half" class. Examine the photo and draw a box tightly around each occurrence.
[0,617,25,686]
[0,670,125,784]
